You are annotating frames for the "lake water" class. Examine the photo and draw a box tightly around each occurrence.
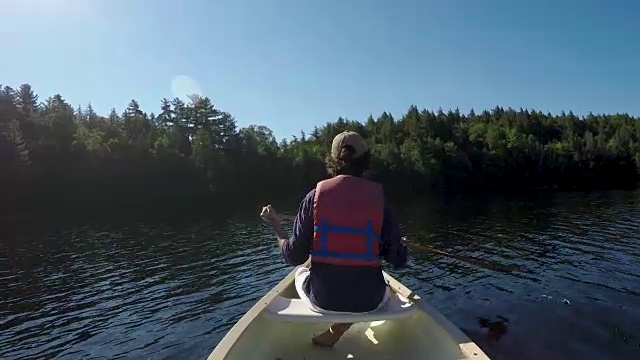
[1,191,639,360]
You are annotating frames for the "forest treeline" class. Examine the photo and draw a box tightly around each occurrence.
[1,83,639,214]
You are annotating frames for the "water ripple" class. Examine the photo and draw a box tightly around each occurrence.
[2,191,640,359]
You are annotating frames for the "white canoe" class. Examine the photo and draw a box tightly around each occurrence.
[207,265,491,360]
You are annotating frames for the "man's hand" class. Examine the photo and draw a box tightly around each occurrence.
[261,205,288,251]
[260,205,279,224]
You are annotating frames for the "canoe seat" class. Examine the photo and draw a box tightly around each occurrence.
[263,293,417,323]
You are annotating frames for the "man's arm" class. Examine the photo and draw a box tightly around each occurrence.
[271,219,290,252]
[379,202,408,270]
[280,190,315,266]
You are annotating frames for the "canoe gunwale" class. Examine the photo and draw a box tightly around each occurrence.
[208,263,491,360]
[206,267,298,360]
[384,273,490,360]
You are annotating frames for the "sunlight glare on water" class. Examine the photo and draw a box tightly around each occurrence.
[1,191,639,360]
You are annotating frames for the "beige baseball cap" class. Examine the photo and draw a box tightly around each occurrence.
[331,131,368,160]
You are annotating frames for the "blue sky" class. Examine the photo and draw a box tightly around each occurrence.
[2,0,638,140]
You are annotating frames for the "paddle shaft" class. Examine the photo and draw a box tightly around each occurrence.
[400,240,523,272]
[277,214,523,273]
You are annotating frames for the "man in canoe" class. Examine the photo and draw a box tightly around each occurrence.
[260,130,408,347]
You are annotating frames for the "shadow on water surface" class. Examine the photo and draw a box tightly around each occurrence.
[1,190,640,359]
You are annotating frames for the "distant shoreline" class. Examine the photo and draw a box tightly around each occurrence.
[2,84,639,217]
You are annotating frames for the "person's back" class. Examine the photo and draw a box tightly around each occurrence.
[260,130,408,346]
[307,174,388,313]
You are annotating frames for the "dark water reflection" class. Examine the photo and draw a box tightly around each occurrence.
[1,191,639,359]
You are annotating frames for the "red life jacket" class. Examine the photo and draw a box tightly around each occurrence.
[312,175,384,267]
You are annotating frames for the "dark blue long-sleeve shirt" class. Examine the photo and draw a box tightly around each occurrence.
[281,188,408,312]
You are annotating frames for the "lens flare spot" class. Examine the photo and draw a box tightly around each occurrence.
[171,75,203,100]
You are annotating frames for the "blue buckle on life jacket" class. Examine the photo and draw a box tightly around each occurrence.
[312,218,381,261]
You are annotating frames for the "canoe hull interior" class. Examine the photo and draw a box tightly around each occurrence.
[217,311,476,360]
[208,267,490,360]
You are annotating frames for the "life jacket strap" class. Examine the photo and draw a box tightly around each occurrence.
[312,218,381,261]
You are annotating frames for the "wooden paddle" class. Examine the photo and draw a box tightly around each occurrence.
[400,238,526,273]
[277,213,525,273]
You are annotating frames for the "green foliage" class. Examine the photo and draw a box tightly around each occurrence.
[0,83,638,213]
